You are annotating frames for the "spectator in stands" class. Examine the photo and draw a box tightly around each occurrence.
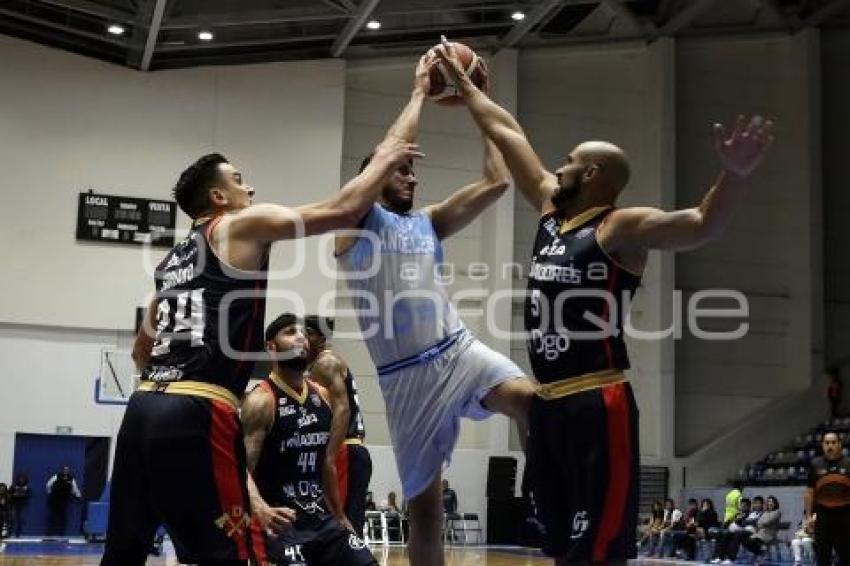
[45,465,80,537]
[384,491,403,543]
[385,491,401,514]
[723,481,743,525]
[365,491,376,512]
[711,496,759,563]
[654,498,684,557]
[441,479,458,516]
[741,495,781,557]
[791,518,814,566]
[669,498,699,559]
[9,472,30,537]
[805,430,850,566]
[827,369,843,420]
[694,497,720,552]
[639,500,664,555]
[0,483,10,538]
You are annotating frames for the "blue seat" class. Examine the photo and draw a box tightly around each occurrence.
[83,481,111,541]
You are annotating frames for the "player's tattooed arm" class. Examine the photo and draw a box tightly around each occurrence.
[311,352,355,532]
[242,385,295,534]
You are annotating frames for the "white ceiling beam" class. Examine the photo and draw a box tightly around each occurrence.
[140,0,167,71]
[500,0,563,48]
[660,0,719,35]
[802,0,850,27]
[330,0,381,57]
[601,0,657,37]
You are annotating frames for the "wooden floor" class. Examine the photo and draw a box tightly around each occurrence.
[0,544,554,565]
[0,542,688,564]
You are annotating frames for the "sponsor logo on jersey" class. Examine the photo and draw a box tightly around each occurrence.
[285,431,330,449]
[543,218,558,236]
[310,393,321,407]
[349,533,367,550]
[575,226,595,239]
[528,262,582,284]
[529,329,571,361]
[214,505,251,537]
[539,237,568,257]
[571,510,590,539]
[298,409,318,428]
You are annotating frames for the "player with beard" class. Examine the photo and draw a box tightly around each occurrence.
[336,55,537,566]
[242,313,377,566]
[435,42,774,564]
[302,315,372,538]
[102,138,420,566]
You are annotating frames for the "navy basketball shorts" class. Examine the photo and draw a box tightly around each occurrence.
[101,389,267,565]
[264,516,377,566]
[527,380,639,561]
[336,441,372,535]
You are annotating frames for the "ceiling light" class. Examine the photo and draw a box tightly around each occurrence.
[511,11,526,21]
[107,24,125,35]
[365,20,381,30]
[198,30,214,41]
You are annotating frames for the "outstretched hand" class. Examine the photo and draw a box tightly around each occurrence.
[713,114,775,178]
[373,137,425,166]
[433,38,475,95]
[414,53,439,94]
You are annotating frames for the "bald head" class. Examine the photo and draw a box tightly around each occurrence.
[551,140,631,210]
[573,141,630,193]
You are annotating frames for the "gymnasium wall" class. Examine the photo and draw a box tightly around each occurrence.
[0,34,347,484]
[674,32,822,455]
[0,34,347,330]
[822,29,850,379]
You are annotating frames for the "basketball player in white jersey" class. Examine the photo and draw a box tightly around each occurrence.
[335,56,537,566]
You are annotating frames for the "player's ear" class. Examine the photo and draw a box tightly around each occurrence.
[209,187,227,207]
[582,164,600,183]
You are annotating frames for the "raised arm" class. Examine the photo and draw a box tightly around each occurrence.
[334,56,436,256]
[434,43,557,215]
[309,352,354,531]
[224,138,422,246]
[242,385,295,534]
[602,115,775,254]
[386,54,436,144]
[424,137,510,239]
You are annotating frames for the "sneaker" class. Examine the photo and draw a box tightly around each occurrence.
[721,560,733,565]
[710,559,721,564]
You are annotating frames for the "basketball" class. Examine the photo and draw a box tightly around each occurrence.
[426,41,486,106]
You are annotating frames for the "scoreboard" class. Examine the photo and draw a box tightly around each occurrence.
[76,192,176,248]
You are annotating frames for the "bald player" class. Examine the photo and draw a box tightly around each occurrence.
[436,43,774,564]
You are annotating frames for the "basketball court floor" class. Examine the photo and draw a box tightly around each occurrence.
[0,540,693,565]
[0,539,554,565]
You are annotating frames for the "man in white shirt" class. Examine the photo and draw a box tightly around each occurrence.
[45,465,81,537]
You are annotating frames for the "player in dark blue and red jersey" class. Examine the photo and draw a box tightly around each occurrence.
[101,141,420,566]
[436,42,774,564]
[241,313,376,566]
[301,315,372,538]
